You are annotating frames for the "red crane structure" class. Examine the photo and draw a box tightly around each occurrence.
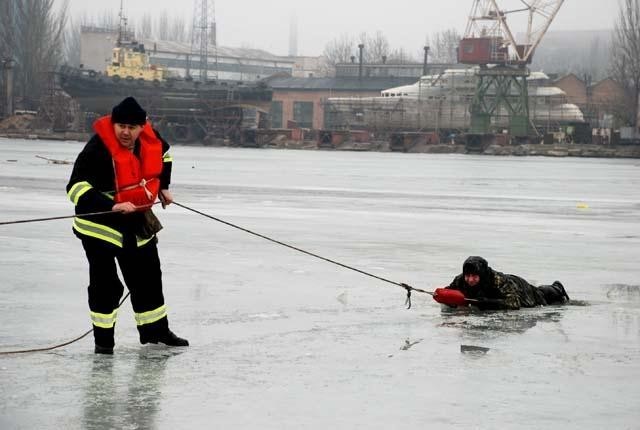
[458,0,565,137]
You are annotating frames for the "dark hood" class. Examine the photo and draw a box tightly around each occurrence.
[463,256,489,277]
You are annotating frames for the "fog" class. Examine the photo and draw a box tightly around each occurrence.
[65,0,618,56]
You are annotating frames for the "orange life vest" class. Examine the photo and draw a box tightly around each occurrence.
[93,115,163,209]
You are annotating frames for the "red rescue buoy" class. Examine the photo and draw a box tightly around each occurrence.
[433,288,468,307]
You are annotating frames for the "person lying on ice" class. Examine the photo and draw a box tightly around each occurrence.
[435,256,570,310]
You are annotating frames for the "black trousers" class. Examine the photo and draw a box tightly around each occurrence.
[82,237,169,346]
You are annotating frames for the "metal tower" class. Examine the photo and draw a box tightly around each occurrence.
[459,0,564,136]
[190,0,217,82]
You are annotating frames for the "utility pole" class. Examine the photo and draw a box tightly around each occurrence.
[358,43,364,80]
[422,46,430,76]
[3,59,14,118]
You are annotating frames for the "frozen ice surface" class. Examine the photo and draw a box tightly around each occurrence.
[1,138,639,429]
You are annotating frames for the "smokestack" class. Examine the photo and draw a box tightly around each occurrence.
[358,43,364,79]
[423,46,430,76]
[288,11,298,56]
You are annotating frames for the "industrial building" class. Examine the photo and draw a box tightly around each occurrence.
[79,26,295,82]
[266,47,460,130]
[266,75,419,130]
[553,73,627,128]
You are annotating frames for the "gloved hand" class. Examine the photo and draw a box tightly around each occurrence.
[472,297,506,310]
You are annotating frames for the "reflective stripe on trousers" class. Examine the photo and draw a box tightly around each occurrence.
[90,308,119,329]
[135,305,167,326]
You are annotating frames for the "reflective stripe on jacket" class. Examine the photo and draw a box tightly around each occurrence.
[67,182,153,247]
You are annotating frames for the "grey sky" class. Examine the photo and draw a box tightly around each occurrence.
[65,0,619,56]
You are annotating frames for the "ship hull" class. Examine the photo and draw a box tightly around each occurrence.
[58,66,272,142]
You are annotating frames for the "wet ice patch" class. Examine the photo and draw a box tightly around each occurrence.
[439,309,565,335]
[246,313,287,321]
[336,291,348,306]
[400,338,422,351]
[460,344,490,354]
[605,284,640,301]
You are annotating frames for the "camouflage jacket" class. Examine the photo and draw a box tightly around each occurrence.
[447,270,546,310]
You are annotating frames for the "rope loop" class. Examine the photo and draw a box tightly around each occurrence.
[402,284,413,309]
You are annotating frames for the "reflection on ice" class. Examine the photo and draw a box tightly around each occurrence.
[83,348,186,429]
[1,141,639,429]
[439,307,566,335]
[460,344,490,354]
[606,284,640,301]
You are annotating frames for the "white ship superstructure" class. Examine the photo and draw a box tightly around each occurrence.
[325,68,584,132]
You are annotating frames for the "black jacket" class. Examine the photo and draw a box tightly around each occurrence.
[66,129,172,247]
[446,257,547,310]
[447,271,548,310]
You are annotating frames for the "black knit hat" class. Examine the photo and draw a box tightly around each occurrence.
[111,97,147,125]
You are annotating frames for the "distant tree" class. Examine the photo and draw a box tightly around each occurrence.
[156,11,169,41]
[325,31,416,67]
[611,0,640,128]
[0,0,68,109]
[323,33,355,66]
[424,29,461,64]
[168,15,188,43]
[96,10,118,30]
[387,47,416,64]
[358,31,390,63]
[64,17,84,67]
[137,13,153,40]
[0,0,16,60]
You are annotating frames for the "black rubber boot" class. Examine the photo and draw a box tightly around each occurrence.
[93,325,115,354]
[141,329,189,346]
[157,330,189,347]
[94,344,114,354]
[554,281,570,301]
[538,281,570,304]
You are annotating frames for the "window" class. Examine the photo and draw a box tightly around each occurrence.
[293,101,313,128]
[270,101,283,129]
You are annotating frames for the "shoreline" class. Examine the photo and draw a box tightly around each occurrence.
[1,130,639,159]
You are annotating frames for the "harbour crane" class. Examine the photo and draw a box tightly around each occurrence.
[458,0,565,137]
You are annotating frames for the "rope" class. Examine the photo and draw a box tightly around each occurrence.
[0,200,432,355]
[0,210,118,226]
[0,202,159,226]
[173,202,433,308]
[0,202,158,354]
[0,293,130,355]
